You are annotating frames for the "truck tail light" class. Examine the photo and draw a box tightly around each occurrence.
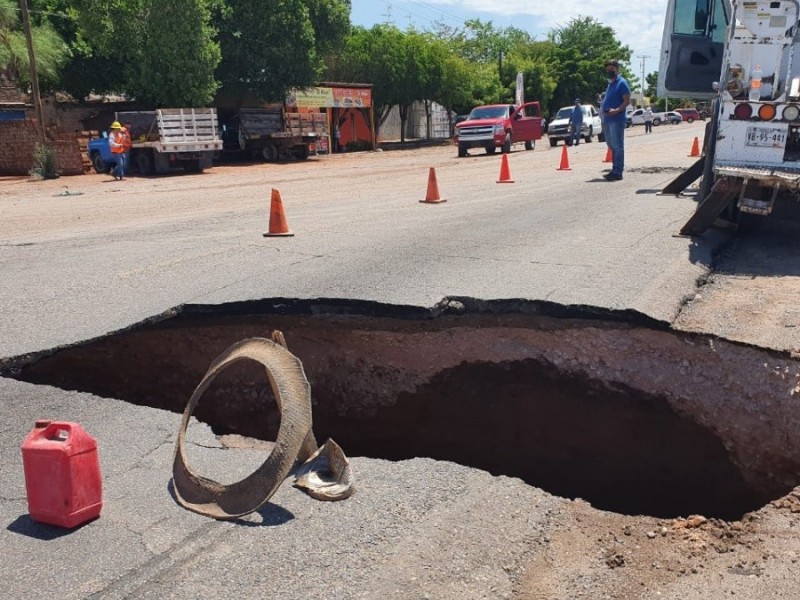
[733,103,753,120]
[758,104,777,121]
[783,105,800,121]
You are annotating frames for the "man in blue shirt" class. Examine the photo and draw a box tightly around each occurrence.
[600,59,631,181]
[569,99,583,146]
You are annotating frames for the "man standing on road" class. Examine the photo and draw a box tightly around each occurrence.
[643,106,654,133]
[600,59,631,181]
[569,99,583,146]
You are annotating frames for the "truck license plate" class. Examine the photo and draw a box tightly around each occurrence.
[746,126,787,148]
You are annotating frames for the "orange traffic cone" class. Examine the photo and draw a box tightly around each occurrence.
[688,136,700,157]
[263,188,294,237]
[603,147,612,163]
[420,167,447,203]
[496,154,514,183]
[557,145,571,171]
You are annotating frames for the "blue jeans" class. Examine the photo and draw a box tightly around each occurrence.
[570,126,582,145]
[604,119,625,176]
[112,153,126,179]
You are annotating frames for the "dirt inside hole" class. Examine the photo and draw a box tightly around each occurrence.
[4,302,800,521]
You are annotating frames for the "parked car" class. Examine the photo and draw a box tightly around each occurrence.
[674,108,703,123]
[546,104,604,146]
[629,108,681,126]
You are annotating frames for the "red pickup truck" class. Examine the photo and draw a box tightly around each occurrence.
[455,102,543,157]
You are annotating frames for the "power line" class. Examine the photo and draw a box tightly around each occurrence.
[370,0,467,30]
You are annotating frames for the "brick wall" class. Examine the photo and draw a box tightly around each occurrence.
[0,79,23,103]
[0,118,85,176]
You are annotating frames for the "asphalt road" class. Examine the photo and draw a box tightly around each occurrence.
[0,122,713,359]
[0,122,727,599]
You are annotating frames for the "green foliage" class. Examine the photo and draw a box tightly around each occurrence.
[437,51,475,115]
[305,0,351,56]
[128,0,220,105]
[216,0,319,102]
[0,0,67,90]
[333,25,406,119]
[73,0,220,105]
[547,17,632,115]
[501,40,558,112]
[31,143,58,179]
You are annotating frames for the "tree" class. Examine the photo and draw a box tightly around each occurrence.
[333,25,407,137]
[73,0,220,105]
[501,40,558,114]
[645,71,658,98]
[548,17,632,114]
[132,0,220,106]
[305,0,351,57]
[0,0,67,90]
[215,0,349,103]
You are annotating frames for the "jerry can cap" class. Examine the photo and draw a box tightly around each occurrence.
[34,419,52,428]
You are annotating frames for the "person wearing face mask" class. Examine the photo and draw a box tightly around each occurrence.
[600,59,631,181]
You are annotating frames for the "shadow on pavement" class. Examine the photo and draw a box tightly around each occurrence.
[165,479,295,528]
[6,514,92,540]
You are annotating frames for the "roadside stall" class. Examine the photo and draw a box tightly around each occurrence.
[286,83,374,153]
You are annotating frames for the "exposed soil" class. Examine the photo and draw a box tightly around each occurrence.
[6,305,800,598]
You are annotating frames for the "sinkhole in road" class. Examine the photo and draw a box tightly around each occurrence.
[5,299,800,521]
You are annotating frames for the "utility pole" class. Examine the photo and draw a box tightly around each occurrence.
[637,54,652,106]
[19,0,46,142]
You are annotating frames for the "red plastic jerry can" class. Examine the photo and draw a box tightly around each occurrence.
[21,420,103,528]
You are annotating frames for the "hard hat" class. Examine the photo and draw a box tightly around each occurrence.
[111,121,122,129]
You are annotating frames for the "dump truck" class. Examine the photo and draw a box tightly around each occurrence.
[219,107,328,161]
[659,0,800,234]
[88,108,222,175]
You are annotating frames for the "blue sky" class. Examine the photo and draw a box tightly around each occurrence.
[349,0,667,87]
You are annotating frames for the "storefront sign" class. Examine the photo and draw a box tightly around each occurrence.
[287,87,372,108]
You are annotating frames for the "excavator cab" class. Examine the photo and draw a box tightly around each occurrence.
[658,0,730,98]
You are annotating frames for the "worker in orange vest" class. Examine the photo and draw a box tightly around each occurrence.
[121,123,132,170]
[108,121,126,180]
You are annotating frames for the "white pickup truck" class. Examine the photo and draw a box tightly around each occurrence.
[629,108,681,126]
[546,104,604,146]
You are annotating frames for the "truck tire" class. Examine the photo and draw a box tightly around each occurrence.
[261,144,277,162]
[686,117,695,123]
[458,143,468,157]
[91,152,110,174]
[585,126,593,143]
[133,150,154,176]
[525,140,534,151]
[485,146,496,155]
[598,130,605,143]
[502,132,512,154]
[549,137,558,147]
[653,117,662,126]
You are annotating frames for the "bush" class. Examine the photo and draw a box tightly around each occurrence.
[31,143,59,179]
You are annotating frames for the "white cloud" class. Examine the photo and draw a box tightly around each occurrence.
[399,0,668,73]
